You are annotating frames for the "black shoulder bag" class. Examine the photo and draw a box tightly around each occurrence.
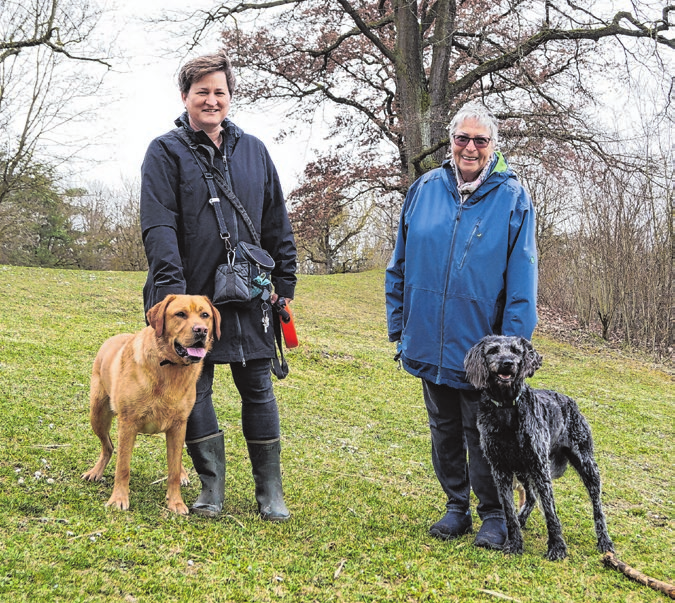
[175,129,274,307]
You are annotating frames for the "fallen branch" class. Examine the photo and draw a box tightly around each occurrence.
[602,552,675,599]
[334,558,347,580]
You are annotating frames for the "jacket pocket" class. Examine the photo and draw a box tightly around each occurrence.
[458,219,482,270]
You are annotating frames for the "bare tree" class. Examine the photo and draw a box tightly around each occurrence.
[175,0,673,181]
[109,179,147,272]
[288,148,402,272]
[0,0,111,205]
[534,129,673,355]
[66,179,148,271]
[0,0,110,66]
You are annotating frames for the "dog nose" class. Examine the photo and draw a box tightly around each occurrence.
[193,325,208,337]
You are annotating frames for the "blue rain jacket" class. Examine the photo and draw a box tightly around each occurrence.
[385,153,538,388]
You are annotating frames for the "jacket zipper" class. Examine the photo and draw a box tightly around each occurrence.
[234,311,246,366]
[437,201,463,384]
[459,219,482,270]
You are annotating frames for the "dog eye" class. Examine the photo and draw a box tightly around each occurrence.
[175,311,187,318]
[201,312,210,319]
[487,346,499,355]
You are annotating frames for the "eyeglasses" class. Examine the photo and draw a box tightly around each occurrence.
[452,135,492,149]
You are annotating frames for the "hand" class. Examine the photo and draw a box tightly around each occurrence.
[271,293,293,305]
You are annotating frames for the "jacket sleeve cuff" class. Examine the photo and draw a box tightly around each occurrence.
[155,285,186,301]
[273,281,296,299]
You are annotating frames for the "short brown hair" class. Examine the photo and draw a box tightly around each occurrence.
[178,49,236,97]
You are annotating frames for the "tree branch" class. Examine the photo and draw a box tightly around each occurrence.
[335,0,397,62]
[450,10,675,97]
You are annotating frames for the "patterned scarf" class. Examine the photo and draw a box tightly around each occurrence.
[450,153,496,202]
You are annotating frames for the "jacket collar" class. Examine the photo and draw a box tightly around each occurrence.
[174,112,242,158]
[441,151,513,203]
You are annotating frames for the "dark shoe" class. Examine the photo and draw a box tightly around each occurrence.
[429,510,473,541]
[185,431,225,518]
[247,439,291,522]
[475,517,507,550]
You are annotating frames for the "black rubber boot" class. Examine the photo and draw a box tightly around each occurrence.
[185,431,225,518]
[429,509,473,541]
[246,439,291,522]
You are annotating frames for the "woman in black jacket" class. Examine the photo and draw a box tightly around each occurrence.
[140,50,297,521]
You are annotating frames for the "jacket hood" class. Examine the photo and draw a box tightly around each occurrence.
[174,111,243,157]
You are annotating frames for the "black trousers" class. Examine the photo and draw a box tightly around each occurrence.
[186,359,281,442]
[422,380,504,520]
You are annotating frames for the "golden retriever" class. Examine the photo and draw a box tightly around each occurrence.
[82,294,221,514]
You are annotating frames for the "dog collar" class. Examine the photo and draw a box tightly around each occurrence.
[489,386,524,408]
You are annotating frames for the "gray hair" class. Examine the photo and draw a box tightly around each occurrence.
[448,102,499,148]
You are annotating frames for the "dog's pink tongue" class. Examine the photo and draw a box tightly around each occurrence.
[187,347,206,358]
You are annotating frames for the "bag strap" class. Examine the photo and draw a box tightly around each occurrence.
[174,127,261,247]
[271,308,288,379]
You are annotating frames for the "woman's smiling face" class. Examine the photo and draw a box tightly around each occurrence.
[451,117,495,182]
[181,71,231,135]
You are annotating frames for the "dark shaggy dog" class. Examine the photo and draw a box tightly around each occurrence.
[464,335,614,560]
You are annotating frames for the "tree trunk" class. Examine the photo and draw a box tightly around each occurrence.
[392,0,428,181]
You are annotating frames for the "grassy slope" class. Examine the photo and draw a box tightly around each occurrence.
[0,265,672,602]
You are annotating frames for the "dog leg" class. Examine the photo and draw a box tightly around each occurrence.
[106,422,137,511]
[82,382,115,482]
[515,473,537,529]
[165,424,189,515]
[494,471,523,555]
[531,465,567,560]
[567,452,615,553]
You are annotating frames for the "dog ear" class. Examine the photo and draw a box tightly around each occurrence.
[464,339,489,389]
[205,297,221,340]
[146,295,176,337]
[521,337,543,378]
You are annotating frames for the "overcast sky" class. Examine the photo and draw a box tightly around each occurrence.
[86,0,320,193]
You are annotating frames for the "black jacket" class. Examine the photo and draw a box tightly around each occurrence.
[141,113,297,363]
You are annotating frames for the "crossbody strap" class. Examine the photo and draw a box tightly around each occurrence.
[174,127,261,247]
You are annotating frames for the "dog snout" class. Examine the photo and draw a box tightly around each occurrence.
[192,324,209,339]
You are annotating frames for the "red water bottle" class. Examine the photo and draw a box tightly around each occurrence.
[274,298,298,348]
[280,304,298,348]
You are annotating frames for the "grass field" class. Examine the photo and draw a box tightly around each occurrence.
[0,265,672,602]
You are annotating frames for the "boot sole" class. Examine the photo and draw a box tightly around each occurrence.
[190,505,221,518]
[429,525,473,541]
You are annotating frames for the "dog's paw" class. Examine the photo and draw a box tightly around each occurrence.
[502,539,523,555]
[81,469,102,482]
[180,465,190,487]
[105,493,130,511]
[168,500,190,515]
[546,543,568,561]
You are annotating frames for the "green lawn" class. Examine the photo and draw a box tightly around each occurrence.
[0,265,672,602]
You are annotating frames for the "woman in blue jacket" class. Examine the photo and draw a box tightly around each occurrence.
[141,51,296,521]
[385,102,538,549]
